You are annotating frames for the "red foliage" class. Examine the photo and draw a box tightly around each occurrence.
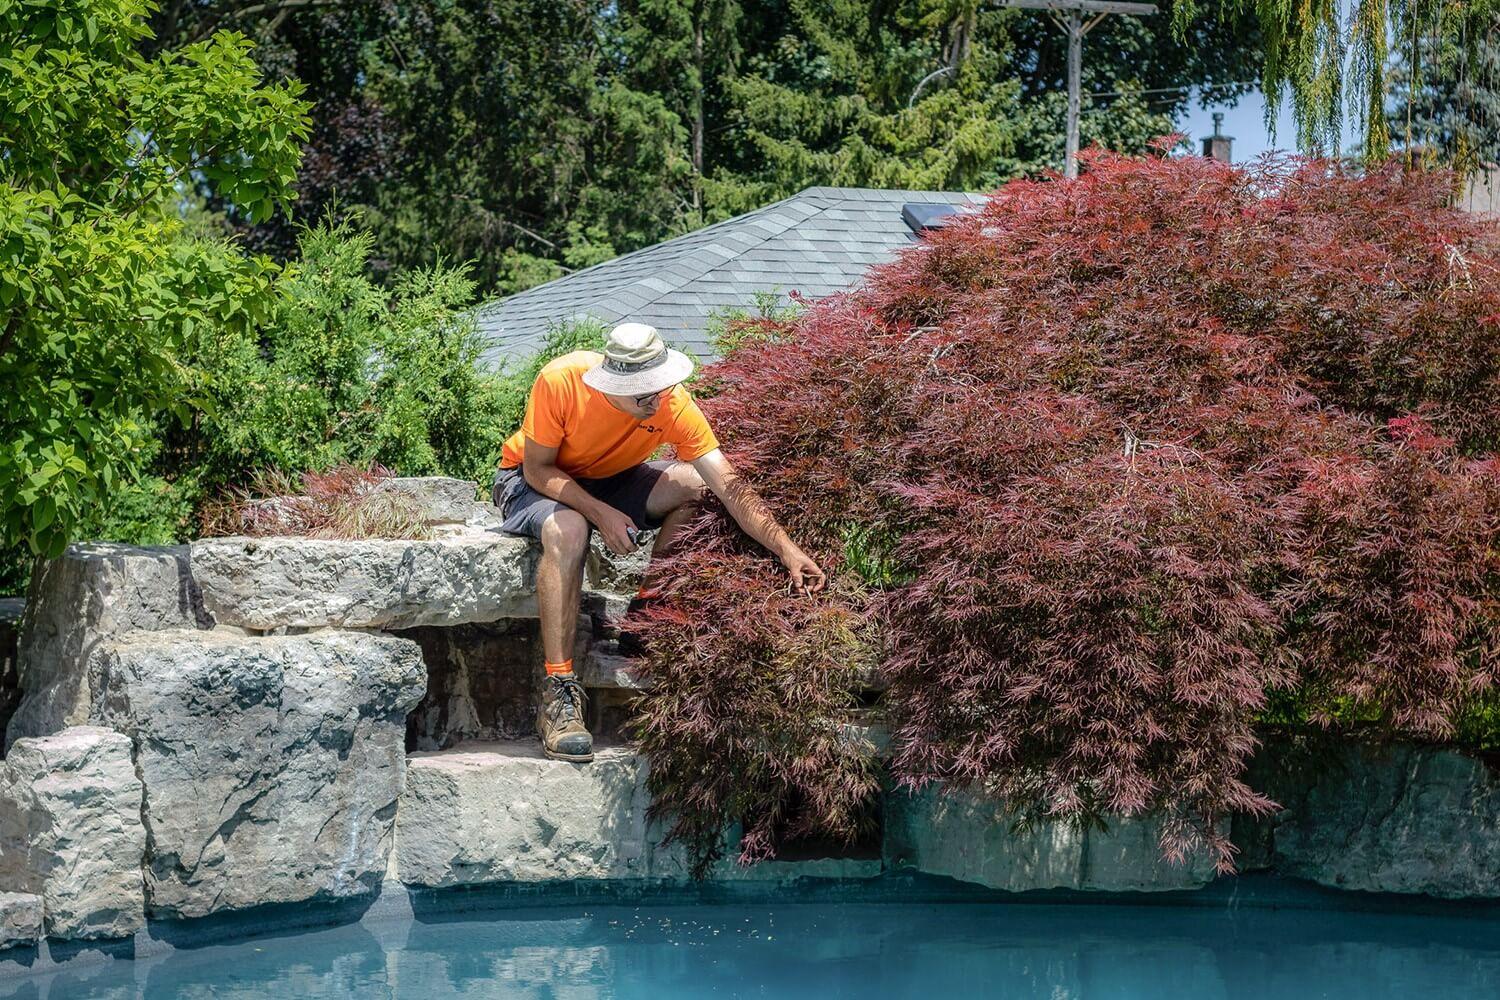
[632,151,1500,874]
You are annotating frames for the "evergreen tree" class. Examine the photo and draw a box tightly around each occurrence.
[619,0,745,221]
[142,0,1268,296]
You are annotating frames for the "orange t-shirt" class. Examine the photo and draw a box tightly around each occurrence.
[499,351,720,479]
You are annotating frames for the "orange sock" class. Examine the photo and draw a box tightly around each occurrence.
[545,658,575,677]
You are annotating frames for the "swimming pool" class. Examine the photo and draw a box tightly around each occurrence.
[16,895,1500,999]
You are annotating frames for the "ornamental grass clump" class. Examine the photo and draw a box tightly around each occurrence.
[199,463,431,540]
[632,148,1500,875]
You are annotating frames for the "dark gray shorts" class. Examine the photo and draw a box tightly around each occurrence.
[491,461,672,540]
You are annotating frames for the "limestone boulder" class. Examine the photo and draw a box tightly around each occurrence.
[1245,736,1500,899]
[577,642,650,691]
[374,476,501,530]
[884,784,1218,893]
[190,534,538,630]
[396,743,672,886]
[0,727,145,939]
[89,629,426,918]
[6,543,208,748]
[0,892,42,950]
[585,532,653,595]
[394,743,886,889]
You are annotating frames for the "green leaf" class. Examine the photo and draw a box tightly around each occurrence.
[32,496,54,532]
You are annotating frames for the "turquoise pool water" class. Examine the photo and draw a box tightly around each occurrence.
[13,899,1500,998]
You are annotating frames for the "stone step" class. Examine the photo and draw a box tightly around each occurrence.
[397,741,669,887]
[577,640,650,690]
[395,741,884,889]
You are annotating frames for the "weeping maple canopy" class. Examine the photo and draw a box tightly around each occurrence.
[1180,0,1500,162]
[631,148,1500,877]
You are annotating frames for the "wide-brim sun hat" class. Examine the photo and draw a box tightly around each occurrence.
[581,322,695,396]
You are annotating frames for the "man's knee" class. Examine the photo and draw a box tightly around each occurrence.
[540,509,590,562]
[660,463,708,511]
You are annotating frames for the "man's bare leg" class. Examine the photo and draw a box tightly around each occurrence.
[645,462,708,564]
[537,508,590,664]
[535,507,594,761]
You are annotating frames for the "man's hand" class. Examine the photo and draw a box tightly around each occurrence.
[695,449,828,595]
[592,505,639,556]
[780,544,826,595]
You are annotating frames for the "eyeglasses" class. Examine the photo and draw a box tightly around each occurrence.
[633,389,662,408]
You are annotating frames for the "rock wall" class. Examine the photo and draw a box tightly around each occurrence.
[1236,735,1500,899]
[7,477,1500,959]
[884,785,1221,894]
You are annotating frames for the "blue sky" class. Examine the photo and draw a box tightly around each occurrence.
[1179,90,1289,160]
[1177,88,1364,162]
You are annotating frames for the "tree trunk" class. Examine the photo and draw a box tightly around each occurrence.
[693,4,705,215]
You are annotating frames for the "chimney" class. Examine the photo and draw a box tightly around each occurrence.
[1202,112,1233,164]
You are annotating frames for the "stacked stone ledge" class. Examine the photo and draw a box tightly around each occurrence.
[0,477,670,952]
[7,475,1500,960]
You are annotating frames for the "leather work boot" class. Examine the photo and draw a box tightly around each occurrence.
[538,674,594,763]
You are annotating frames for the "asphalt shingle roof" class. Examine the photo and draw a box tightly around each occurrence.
[475,185,987,366]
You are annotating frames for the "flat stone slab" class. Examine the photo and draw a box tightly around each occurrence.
[191,533,540,630]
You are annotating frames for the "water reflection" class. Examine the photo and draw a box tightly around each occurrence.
[3,901,1497,999]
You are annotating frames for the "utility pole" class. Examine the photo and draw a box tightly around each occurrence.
[995,0,1158,179]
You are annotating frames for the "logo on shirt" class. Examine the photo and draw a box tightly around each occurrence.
[640,423,664,434]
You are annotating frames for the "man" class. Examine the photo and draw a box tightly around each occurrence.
[493,322,826,763]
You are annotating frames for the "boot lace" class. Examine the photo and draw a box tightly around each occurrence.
[547,674,588,724]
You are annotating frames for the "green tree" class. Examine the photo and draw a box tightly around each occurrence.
[0,0,310,563]
[619,0,745,219]
[141,1,1265,296]
[149,216,604,522]
[705,0,1185,213]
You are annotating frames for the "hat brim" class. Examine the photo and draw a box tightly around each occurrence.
[581,349,695,396]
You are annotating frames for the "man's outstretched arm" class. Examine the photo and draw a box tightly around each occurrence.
[691,448,826,594]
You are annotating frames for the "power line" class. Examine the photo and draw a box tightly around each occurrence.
[1087,80,1259,99]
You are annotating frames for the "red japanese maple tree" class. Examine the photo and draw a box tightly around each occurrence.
[632,149,1500,876]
